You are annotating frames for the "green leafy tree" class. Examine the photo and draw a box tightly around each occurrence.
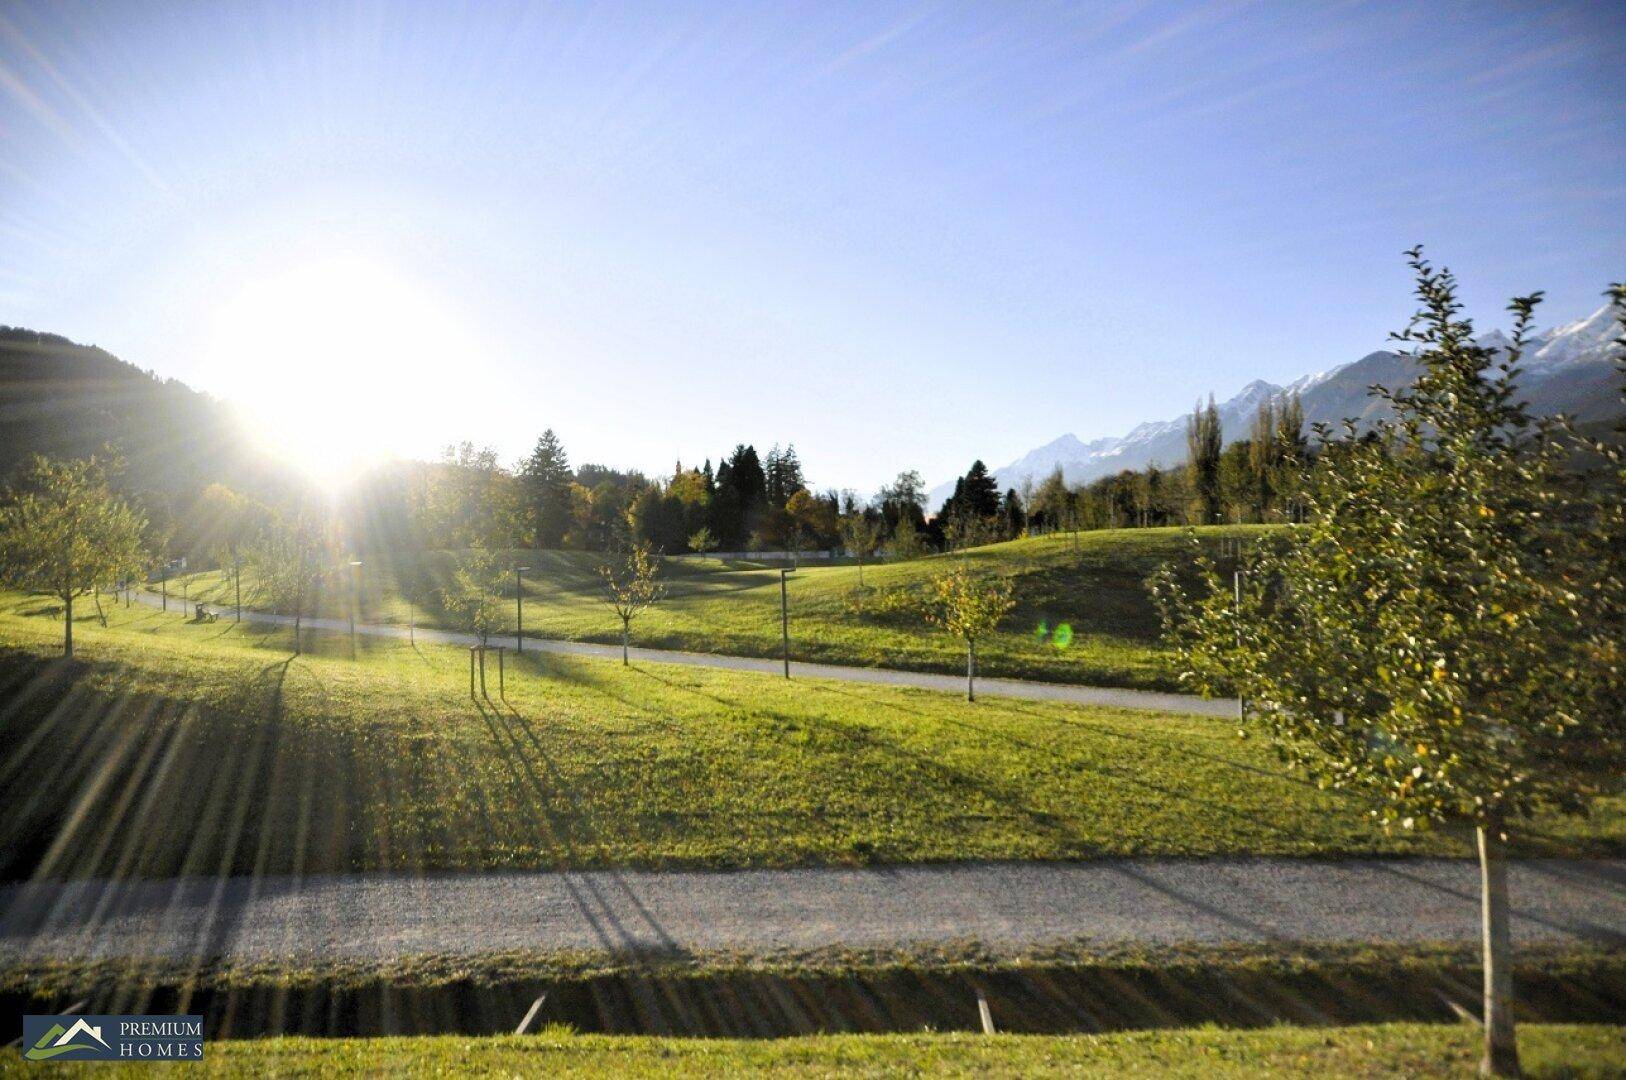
[193,483,268,621]
[687,526,719,555]
[441,546,506,648]
[888,513,927,561]
[597,542,666,664]
[841,513,883,587]
[925,564,1016,701]
[0,455,146,657]
[1154,252,1624,1078]
[246,512,328,655]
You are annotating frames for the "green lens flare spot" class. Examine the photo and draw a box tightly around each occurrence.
[1052,622,1074,649]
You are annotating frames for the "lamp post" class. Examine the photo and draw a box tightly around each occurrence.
[515,565,532,653]
[779,567,792,679]
[348,559,363,659]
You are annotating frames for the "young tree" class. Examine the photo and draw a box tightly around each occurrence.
[925,565,1017,701]
[888,513,927,560]
[193,483,268,621]
[1154,252,1624,1078]
[441,546,506,648]
[597,542,666,664]
[247,512,328,655]
[841,513,883,586]
[687,526,719,555]
[0,456,146,657]
[1186,395,1223,524]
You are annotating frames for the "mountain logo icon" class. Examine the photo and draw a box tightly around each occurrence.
[24,1017,111,1060]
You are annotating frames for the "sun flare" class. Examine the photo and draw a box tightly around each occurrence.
[206,254,483,488]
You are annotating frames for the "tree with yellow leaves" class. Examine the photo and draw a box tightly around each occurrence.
[926,564,1015,702]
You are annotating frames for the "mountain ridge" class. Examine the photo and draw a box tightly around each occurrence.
[931,305,1622,508]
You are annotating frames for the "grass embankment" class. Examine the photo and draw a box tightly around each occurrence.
[3,1025,1621,1078]
[2,594,1617,881]
[171,526,1270,690]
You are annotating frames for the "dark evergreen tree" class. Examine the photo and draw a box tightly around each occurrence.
[961,460,1001,519]
[518,428,572,548]
[1001,488,1026,538]
[764,443,805,507]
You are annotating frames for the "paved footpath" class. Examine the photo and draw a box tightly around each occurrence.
[2,859,1620,963]
[132,591,1235,717]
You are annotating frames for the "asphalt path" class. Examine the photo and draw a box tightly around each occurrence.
[2,859,1619,962]
[131,590,1235,717]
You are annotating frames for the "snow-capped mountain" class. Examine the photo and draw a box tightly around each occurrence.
[931,304,1621,508]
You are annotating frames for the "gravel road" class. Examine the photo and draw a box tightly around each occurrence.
[3,859,1619,962]
[132,591,1234,716]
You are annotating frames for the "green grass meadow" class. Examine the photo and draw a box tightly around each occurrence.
[167,526,1273,690]
[2,1024,1621,1078]
[2,590,1618,882]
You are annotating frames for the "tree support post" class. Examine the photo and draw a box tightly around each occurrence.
[1479,822,1521,1077]
[1234,569,1245,721]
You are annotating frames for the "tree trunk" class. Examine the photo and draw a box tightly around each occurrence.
[966,637,975,702]
[622,622,630,665]
[1479,822,1521,1077]
[294,614,303,656]
[63,594,73,658]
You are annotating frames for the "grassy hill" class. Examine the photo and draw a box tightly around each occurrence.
[2,592,1617,882]
[169,526,1273,691]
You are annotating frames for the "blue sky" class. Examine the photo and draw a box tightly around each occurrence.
[2,1,1622,492]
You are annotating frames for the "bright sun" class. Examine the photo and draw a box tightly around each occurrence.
[206,254,482,488]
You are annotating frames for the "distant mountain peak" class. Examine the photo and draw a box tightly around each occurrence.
[928,307,1621,508]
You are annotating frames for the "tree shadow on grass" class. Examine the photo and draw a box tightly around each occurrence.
[468,688,694,976]
[604,665,1103,856]
[797,680,1354,853]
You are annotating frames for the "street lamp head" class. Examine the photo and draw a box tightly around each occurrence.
[348,560,363,567]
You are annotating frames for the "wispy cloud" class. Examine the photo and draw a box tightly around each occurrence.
[820,4,936,76]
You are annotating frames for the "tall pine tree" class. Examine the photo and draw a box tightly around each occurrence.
[519,429,572,548]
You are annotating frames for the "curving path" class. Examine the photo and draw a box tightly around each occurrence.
[131,590,1236,717]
